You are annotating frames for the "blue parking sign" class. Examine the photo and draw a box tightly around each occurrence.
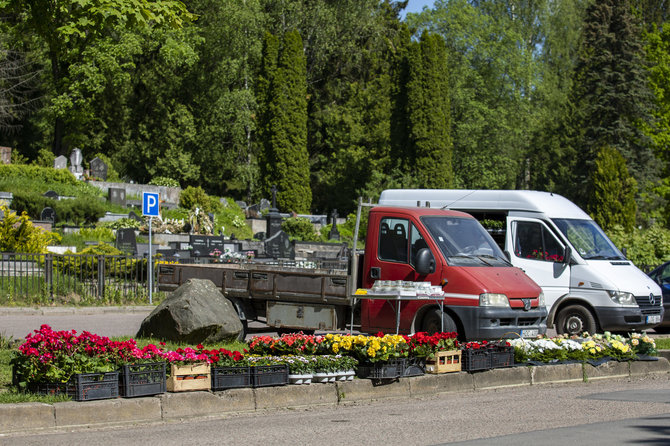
[142,192,160,217]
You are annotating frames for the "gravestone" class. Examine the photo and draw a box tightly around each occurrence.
[246,203,260,218]
[0,191,12,207]
[0,146,11,164]
[90,156,108,181]
[43,190,59,200]
[108,188,126,206]
[189,234,224,257]
[264,230,294,259]
[115,228,137,255]
[265,185,282,238]
[40,207,56,223]
[128,210,142,222]
[328,209,340,241]
[235,201,247,210]
[69,148,83,179]
[259,198,271,213]
[54,155,67,170]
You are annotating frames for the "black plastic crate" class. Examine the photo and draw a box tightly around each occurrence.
[211,366,252,391]
[29,372,119,401]
[356,358,406,379]
[119,362,166,397]
[461,349,491,372]
[403,357,426,377]
[490,345,514,368]
[252,364,288,388]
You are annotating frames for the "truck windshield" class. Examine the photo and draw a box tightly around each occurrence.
[552,218,625,260]
[421,216,509,266]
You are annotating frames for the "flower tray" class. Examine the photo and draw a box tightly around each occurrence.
[461,349,491,372]
[403,357,426,377]
[356,358,406,380]
[211,366,252,391]
[119,362,166,398]
[167,363,211,392]
[252,364,289,388]
[28,372,120,402]
[425,350,462,374]
[490,345,514,368]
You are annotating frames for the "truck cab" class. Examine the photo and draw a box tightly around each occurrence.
[361,206,547,340]
[378,189,664,336]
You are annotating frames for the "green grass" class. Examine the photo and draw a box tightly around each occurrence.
[654,337,670,350]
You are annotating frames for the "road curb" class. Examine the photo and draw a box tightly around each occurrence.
[1,358,668,434]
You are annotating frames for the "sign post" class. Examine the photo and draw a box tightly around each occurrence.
[142,192,160,304]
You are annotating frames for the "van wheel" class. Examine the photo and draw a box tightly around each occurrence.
[422,309,458,335]
[556,305,596,336]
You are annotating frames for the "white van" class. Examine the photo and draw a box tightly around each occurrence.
[378,189,663,335]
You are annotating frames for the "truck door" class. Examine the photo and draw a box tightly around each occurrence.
[506,217,570,312]
[364,217,441,331]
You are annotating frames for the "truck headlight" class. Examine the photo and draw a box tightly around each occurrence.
[607,290,637,307]
[480,293,510,307]
[538,292,545,307]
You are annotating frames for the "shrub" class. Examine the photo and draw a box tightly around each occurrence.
[282,217,320,241]
[100,218,142,230]
[179,186,222,213]
[33,148,55,168]
[149,176,180,187]
[9,190,52,219]
[55,196,107,225]
[0,205,61,253]
[607,224,670,269]
[214,198,253,239]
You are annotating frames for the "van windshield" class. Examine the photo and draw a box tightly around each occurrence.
[552,218,625,260]
[421,216,509,266]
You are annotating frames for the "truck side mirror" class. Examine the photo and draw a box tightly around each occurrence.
[562,246,572,265]
[415,248,435,275]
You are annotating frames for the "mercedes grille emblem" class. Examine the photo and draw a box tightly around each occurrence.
[650,293,656,306]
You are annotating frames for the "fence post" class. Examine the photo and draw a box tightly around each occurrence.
[45,253,53,301]
[97,255,105,299]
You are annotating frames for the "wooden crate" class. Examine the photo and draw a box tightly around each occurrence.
[425,350,461,374]
[167,363,211,392]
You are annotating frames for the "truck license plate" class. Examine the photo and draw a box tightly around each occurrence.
[521,329,538,338]
[647,315,661,324]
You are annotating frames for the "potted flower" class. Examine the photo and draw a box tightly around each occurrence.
[283,355,316,385]
[404,332,459,374]
[108,339,167,398]
[246,356,289,387]
[205,348,250,391]
[164,345,212,392]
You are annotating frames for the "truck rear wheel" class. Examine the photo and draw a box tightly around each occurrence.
[422,309,458,335]
[556,305,596,336]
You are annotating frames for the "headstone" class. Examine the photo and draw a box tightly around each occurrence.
[115,228,137,255]
[40,207,56,223]
[89,156,108,181]
[235,201,247,210]
[136,243,159,258]
[54,155,67,170]
[0,146,11,164]
[69,148,83,179]
[0,191,12,207]
[189,234,225,257]
[43,190,59,200]
[264,230,294,259]
[266,185,282,239]
[259,198,271,212]
[128,210,142,222]
[108,188,126,206]
[329,209,340,241]
[136,279,243,343]
[246,203,260,218]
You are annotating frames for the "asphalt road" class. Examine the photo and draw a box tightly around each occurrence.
[2,376,670,445]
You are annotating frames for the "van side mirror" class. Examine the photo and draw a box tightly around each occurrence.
[562,246,572,265]
[504,250,511,262]
[415,248,435,275]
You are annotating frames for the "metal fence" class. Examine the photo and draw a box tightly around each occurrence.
[0,252,160,303]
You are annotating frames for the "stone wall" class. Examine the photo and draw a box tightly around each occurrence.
[87,181,181,204]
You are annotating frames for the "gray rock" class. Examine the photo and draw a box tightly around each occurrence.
[136,279,242,343]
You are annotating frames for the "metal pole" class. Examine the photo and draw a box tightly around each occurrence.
[350,197,363,334]
[148,217,153,305]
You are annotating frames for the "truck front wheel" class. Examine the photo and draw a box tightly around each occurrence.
[422,309,458,335]
[556,305,597,336]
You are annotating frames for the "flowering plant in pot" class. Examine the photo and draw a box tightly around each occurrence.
[319,333,407,363]
[247,333,320,356]
[403,332,459,359]
[282,355,317,375]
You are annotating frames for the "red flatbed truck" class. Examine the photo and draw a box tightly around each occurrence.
[158,204,547,340]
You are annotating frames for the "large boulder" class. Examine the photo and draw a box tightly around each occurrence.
[137,279,243,343]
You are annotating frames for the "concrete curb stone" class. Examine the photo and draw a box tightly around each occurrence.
[54,398,161,427]
[584,361,629,381]
[254,383,338,410]
[212,387,255,413]
[335,377,410,404]
[532,363,584,384]
[160,391,234,419]
[630,357,670,376]
[0,403,54,432]
[407,372,474,397]
[473,366,532,389]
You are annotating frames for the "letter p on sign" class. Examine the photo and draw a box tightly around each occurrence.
[142,192,160,217]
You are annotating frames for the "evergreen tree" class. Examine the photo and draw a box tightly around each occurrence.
[588,145,637,232]
[261,30,311,213]
[564,0,655,212]
[405,31,452,188]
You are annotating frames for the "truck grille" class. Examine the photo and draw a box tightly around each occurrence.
[634,294,662,310]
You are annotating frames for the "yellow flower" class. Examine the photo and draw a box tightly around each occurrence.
[589,348,596,354]
[631,339,639,346]
[367,347,376,357]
